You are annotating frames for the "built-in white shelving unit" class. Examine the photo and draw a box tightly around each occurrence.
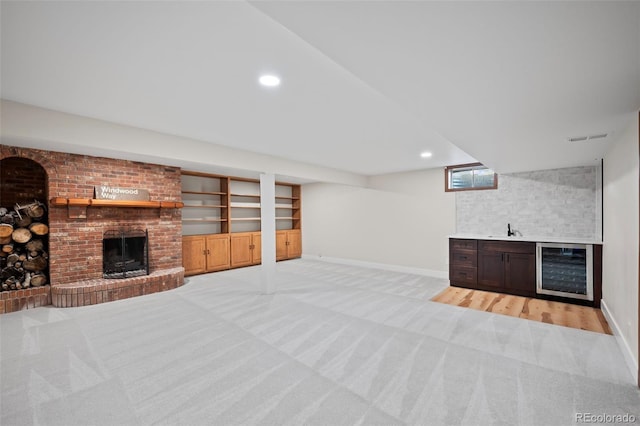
[181,172,228,236]
[229,179,261,233]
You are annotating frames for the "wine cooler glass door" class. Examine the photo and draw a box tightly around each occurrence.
[536,243,593,301]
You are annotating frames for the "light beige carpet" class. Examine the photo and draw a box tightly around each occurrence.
[1,259,638,425]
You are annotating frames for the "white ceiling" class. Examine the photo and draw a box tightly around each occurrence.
[1,1,639,177]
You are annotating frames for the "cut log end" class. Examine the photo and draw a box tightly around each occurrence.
[29,223,49,236]
[12,228,32,244]
[0,224,13,238]
[25,239,44,252]
[30,273,47,287]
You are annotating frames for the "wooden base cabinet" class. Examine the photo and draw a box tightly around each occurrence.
[449,239,478,286]
[276,229,301,261]
[182,234,230,276]
[183,232,262,275]
[450,238,537,297]
[450,238,603,305]
[230,232,261,268]
[477,240,536,297]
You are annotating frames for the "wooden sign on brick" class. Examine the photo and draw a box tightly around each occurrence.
[94,186,150,201]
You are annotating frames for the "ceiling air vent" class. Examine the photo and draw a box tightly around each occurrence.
[588,133,608,140]
[567,133,609,142]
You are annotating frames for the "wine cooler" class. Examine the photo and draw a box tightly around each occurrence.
[536,243,593,301]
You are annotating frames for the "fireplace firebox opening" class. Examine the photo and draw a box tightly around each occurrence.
[103,229,149,279]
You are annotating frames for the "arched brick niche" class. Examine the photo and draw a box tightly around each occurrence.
[0,156,48,206]
[0,144,185,313]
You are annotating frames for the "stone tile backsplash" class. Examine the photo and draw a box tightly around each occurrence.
[456,166,597,240]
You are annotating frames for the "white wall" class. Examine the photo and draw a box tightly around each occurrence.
[0,100,366,187]
[602,112,639,379]
[302,168,455,276]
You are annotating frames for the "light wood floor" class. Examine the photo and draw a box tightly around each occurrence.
[431,286,612,335]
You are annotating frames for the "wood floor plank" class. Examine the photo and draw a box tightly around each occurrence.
[465,290,494,311]
[522,298,556,325]
[431,286,612,335]
[432,286,468,305]
[487,293,526,317]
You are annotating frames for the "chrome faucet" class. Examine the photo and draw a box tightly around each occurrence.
[507,223,515,237]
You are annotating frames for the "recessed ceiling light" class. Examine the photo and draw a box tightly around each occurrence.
[259,75,281,87]
[420,151,433,158]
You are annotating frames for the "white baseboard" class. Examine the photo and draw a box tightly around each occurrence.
[301,254,448,279]
[600,299,638,384]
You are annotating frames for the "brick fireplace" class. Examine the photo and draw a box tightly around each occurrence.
[0,145,185,313]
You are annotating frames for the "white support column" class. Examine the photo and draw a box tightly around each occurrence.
[260,173,276,294]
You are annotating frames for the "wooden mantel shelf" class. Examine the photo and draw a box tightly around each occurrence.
[50,198,184,209]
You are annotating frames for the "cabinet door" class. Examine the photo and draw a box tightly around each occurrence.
[230,234,253,268]
[287,230,301,258]
[182,236,206,276]
[276,231,288,261]
[206,234,230,272]
[478,251,504,289]
[505,253,536,296]
[251,232,261,264]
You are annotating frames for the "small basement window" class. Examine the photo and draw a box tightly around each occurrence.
[445,163,498,192]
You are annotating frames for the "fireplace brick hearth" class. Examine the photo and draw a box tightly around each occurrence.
[1,145,185,313]
[51,267,183,308]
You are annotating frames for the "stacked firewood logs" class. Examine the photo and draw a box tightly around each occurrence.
[0,200,49,291]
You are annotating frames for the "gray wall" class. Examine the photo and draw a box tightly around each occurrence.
[456,166,598,240]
